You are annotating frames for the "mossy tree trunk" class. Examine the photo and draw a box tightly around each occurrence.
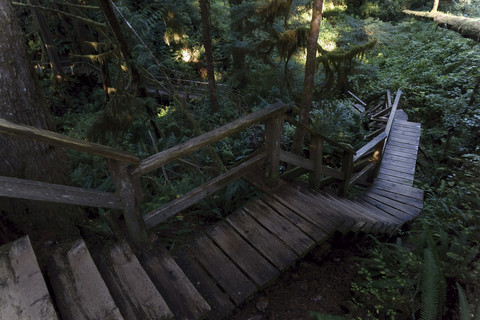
[0,0,83,245]
[291,0,324,155]
[431,0,439,13]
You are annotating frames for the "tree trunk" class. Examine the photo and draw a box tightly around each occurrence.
[431,0,439,13]
[291,0,323,155]
[228,0,248,88]
[0,0,83,245]
[403,10,480,42]
[199,0,219,113]
[28,0,65,80]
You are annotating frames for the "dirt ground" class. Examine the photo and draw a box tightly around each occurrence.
[224,234,365,320]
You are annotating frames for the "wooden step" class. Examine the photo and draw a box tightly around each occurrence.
[139,244,211,320]
[92,241,174,320]
[0,236,58,320]
[48,239,124,320]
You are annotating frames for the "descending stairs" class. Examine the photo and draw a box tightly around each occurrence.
[0,111,424,320]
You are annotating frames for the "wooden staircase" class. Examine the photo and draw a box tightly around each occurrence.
[0,94,424,320]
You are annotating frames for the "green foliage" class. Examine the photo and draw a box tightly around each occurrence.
[420,247,445,320]
[310,312,351,320]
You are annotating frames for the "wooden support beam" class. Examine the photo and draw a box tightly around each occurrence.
[108,160,149,247]
[309,135,324,190]
[339,151,354,196]
[265,115,283,188]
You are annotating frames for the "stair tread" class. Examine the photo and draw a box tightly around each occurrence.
[0,236,58,320]
[48,239,124,320]
[139,244,211,320]
[92,241,173,320]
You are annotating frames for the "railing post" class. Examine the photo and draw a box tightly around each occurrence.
[108,160,149,247]
[367,140,385,183]
[264,115,283,188]
[339,151,354,196]
[309,135,324,190]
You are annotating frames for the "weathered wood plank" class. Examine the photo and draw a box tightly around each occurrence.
[387,140,419,151]
[0,176,122,208]
[0,118,139,164]
[139,245,211,320]
[92,242,173,320]
[173,249,235,320]
[243,200,316,256]
[133,102,288,176]
[377,173,414,186]
[384,90,402,137]
[360,197,415,222]
[381,162,416,176]
[273,185,345,234]
[309,135,324,190]
[143,152,266,228]
[371,180,424,200]
[367,187,423,209]
[48,239,124,320]
[207,221,279,287]
[364,191,421,216]
[0,236,58,320]
[378,167,415,181]
[347,90,367,106]
[260,195,327,242]
[382,153,418,166]
[279,150,344,181]
[384,148,419,160]
[189,234,256,305]
[226,208,298,270]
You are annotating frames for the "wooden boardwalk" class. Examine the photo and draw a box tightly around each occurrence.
[0,109,424,320]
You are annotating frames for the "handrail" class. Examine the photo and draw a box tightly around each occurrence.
[353,132,387,162]
[132,101,289,176]
[0,118,139,164]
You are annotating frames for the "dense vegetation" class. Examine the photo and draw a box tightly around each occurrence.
[7,0,480,318]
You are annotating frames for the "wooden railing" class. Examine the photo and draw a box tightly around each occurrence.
[0,91,402,246]
[0,102,288,246]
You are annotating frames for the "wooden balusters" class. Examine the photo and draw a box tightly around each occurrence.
[108,160,149,247]
[264,115,284,188]
[309,135,324,190]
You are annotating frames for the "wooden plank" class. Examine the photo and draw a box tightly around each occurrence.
[139,245,211,320]
[133,102,288,176]
[347,90,367,106]
[363,192,421,218]
[384,148,419,160]
[0,118,139,164]
[390,128,420,136]
[280,149,314,171]
[387,140,419,151]
[272,184,345,233]
[346,197,404,224]
[389,136,420,146]
[354,132,387,161]
[143,153,266,228]
[358,198,413,222]
[379,167,415,181]
[350,162,375,186]
[92,242,173,320]
[356,199,407,223]
[382,153,418,166]
[309,135,324,190]
[189,234,257,305]
[207,221,279,287]
[385,89,402,139]
[368,187,423,209]
[0,176,122,208]
[381,162,416,176]
[226,208,298,270]
[173,249,235,319]
[0,236,58,320]
[243,200,316,256]
[260,195,327,242]
[48,239,124,320]
[376,173,414,186]
[340,151,354,195]
[371,180,424,200]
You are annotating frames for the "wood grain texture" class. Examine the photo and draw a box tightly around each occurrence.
[207,221,279,287]
[139,245,211,320]
[0,118,139,164]
[189,234,256,305]
[0,236,58,320]
[227,208,298,270]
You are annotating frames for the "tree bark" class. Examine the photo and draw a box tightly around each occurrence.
[291,0,323,155]
[199,0,219,113]
[403,10,480,42]
[0,0,83,245]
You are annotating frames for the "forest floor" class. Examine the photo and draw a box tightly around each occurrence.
[223,233,370,320]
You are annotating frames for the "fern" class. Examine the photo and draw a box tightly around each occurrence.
[420,248,444,320]
[457,283,471,320]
